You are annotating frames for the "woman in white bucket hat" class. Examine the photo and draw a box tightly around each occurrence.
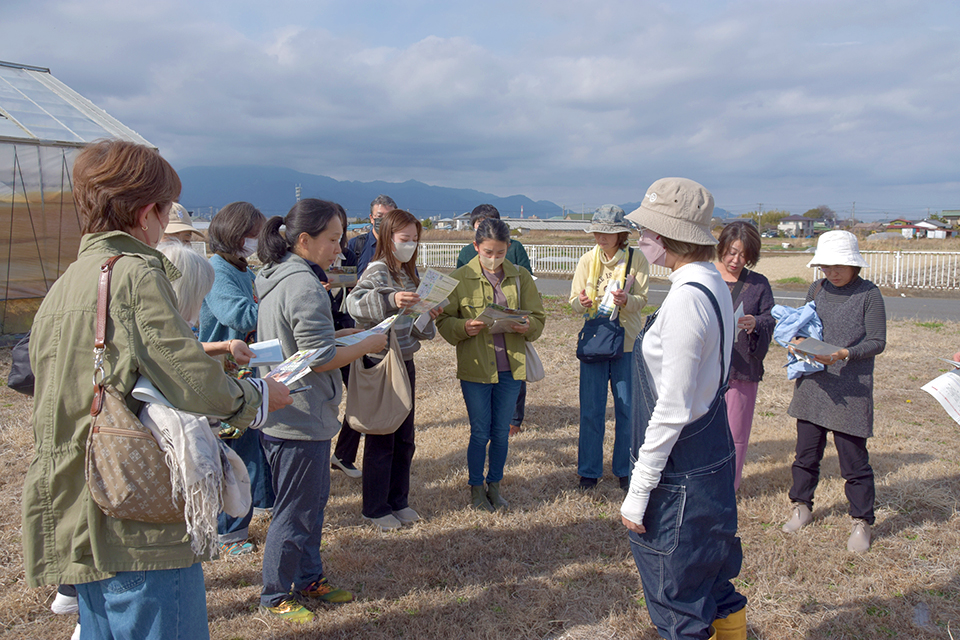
[781,230,886,553]
[621,178,747,640]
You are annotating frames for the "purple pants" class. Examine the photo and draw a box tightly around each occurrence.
[724,379,758,491]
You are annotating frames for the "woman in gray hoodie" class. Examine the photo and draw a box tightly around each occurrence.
[254,199,387,623]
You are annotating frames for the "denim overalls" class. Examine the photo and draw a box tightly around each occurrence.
[628,282,747,640]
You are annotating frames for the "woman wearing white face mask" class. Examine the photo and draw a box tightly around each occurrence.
[436,218,546,512]
[345,209,438,530]
[198,201,272,557]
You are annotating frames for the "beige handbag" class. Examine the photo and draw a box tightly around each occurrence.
[85,256,185,524]
[344,328,413,435]
[525,341,545,382]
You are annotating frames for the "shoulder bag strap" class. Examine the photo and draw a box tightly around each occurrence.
[729,268,747,305]
[683,281,728,386]
[90,255,123,416]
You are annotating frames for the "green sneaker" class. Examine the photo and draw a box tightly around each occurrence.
[299,577,354,603]
[261,598,314,623]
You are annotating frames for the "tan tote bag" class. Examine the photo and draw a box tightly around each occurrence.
[344,328,413,435]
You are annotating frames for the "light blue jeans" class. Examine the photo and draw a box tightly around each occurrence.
[75,563,208,640]
[578,355,632,479]
[461,372,523,486]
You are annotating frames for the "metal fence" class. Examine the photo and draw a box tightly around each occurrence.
[814,250,960,290]
[422,244,960,290]
[418,243,672,279]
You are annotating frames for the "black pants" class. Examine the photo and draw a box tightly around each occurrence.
[362,358,417,519]
[333,363,362,464]
[789,419,875,525]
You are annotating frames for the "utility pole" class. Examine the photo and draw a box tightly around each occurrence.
[851,201,855,225]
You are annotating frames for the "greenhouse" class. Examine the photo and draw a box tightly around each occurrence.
[0,60,153,333]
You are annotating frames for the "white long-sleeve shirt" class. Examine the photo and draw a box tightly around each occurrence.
[621,261,734,525]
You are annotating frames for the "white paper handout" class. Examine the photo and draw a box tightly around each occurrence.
[248,339,284,367]
[335,315,399,346]
[132,376,206,416]
[734,302,745,338]
[922,361,960,427]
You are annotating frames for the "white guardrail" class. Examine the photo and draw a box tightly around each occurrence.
[420,244,960,290]
[417,243,674,278]
[813,250,960,290]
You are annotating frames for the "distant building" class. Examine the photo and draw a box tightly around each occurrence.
[941,210,960,227]
[777,215,814,237]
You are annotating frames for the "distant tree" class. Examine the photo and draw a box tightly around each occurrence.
[803,205,836,221]
[421,218,434,230]
[747,209,790,228]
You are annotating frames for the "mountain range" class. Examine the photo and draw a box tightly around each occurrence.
[178,165,730,221]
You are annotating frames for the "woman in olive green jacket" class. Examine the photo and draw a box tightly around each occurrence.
[436,219,545,512]
[23,140,290,640]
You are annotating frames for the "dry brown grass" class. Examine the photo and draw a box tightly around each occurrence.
[2,300,960,639]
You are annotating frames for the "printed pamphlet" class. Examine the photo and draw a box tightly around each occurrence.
[922,359,960,426]
[405,269,459,315]
[476,303,529,334]
[324,265,357,288]
[265,348,326,386]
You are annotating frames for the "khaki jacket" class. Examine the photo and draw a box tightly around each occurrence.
[436,257,545,383]
[23,232,263,587]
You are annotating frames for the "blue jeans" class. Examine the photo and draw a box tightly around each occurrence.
[218,426,275,543]
[578,355,632,479]
[461,371,522,486]
[260,437,331,607]
[75,564,208,640]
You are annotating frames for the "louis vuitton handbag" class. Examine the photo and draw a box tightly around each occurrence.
[85,255,185,524]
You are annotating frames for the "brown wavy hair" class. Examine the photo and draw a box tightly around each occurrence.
[74,139,181,235]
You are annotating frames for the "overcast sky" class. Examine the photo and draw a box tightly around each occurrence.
[5,0,959,219]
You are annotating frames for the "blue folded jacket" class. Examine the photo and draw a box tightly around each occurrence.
[772,302,824,380]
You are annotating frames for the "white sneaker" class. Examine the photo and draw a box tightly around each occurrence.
[331,455,362,479]
[71,623,81,640]
[392,507,420,525]
[363,513,402,531]
[51,592,79,615]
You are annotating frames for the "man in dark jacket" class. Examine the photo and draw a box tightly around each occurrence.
[347,194,397,276]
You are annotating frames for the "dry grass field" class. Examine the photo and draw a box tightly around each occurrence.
[2,297,960,639]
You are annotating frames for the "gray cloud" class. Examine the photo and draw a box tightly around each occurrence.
[4,0,959,217]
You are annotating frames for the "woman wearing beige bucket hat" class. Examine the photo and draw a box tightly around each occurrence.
[620,178,747,640]
[781,230,886,554]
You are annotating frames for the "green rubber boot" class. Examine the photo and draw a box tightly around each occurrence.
[486,482,509,510]
[471,485,494,512]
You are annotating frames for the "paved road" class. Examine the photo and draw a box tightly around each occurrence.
[535,278,960,322]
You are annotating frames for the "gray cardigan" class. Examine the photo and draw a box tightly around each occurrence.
[255,253,342,441]
[345,261,436,360]
[788,277,886,437]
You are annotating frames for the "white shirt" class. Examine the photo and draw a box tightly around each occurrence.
[621,262,734,525]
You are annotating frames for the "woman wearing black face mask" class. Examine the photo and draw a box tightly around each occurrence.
[436,218,546,512]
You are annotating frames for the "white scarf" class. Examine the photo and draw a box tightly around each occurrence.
[139,404,251,556]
